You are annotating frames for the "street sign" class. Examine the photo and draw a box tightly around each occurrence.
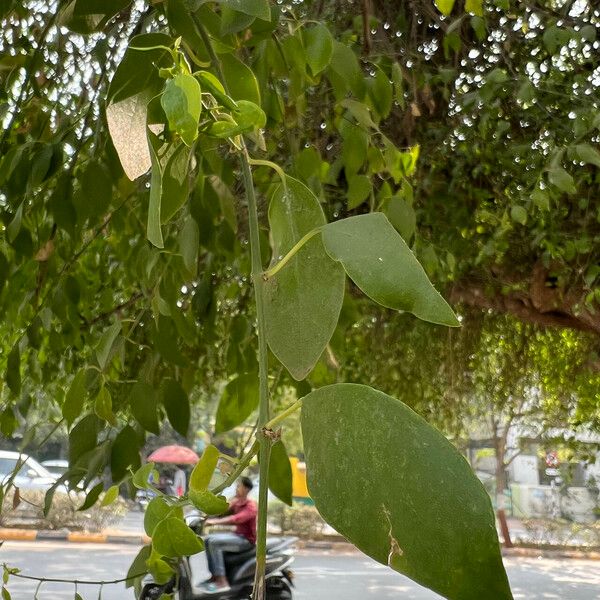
[545,468,560,477]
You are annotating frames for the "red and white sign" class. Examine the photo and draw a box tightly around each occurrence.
[545,451,559,468]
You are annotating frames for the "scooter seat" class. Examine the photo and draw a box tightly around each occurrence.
[223,538,286,567]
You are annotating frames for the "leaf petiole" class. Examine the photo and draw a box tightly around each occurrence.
[247,158,287,191]
[263,227,323,279]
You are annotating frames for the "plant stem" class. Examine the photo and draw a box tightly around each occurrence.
[264,399,303,430]
[247,158,288,190]
[241,147,272,600]
[263,227,322,279]
[193,16,272,599]
[210,440,260,495]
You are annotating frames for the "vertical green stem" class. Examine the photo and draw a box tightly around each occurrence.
[192,14,272,599]
[241,148,272,600]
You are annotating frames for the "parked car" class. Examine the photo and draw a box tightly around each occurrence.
[41,459,69,478]
[0,450,58,491]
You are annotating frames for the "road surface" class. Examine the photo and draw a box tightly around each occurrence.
[2,541,600,599]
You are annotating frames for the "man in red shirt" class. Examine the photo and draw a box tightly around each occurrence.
[203,476,257,592]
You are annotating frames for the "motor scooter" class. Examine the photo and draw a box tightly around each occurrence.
[140,512,296,600]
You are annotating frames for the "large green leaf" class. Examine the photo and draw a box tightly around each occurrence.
[268,440,292,506]
[264,176,345,380]
[321,213,458,327]
[162,142,192,223]
[144,497,175,536]
[95,321,121,370]
[69,414,102,466]
[152,517,204,558]
[161,378,190,437]
[304,24,333,76]
[215,374,258,433]
[161,73,201,146]
[301,384,513,600]
[147,131,164,248]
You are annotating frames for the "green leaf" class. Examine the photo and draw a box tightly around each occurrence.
[301,384,512,600]
[152,517,204,558]
[531,188,550,211]
[368,65,392,120]
[548,167,576,194]
[63,369,88,427]
[434,0,455,15]
[130,382,160,435]
[189,489,229,514]
[268,440,292,506]
[2,586,11,600]
[101,484,120,506]
[95,321,121,370]
[7,202,23,243]
[79,160,112,220]
[220,53,260,104]
[69,414,102,466]
[144,497,174,536]
[133,462,158,490]
[189,444,220,491]
[220,7,256,35]
[574,143,600,167]
[384,196,416,243]
[510,205,527,225]
[78,482,104,511]
[264,176,345,380]
[341,124,368,176]
[321,213,459,327]
[215,374,259,433]
[107,33,172,103]
[212,0,270,21]
[6,343,20,396]
[162,142,192,223]
[73,0,131,17]
[179,218,199,275]
[347,174,372,209]
[233,100,266,131]
[304,23,333,76]
[111,425,141,482]
[147,131,164,248]
[465,0,483,16]
[161,73,201,146]
[126,544,151,588]
[94,386,117,426]
[161,378,190,437]
[328,41,365,100]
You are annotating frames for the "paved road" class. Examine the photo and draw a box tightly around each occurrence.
[3,541,600,599]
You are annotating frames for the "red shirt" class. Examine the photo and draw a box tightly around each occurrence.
[224,497,257,544]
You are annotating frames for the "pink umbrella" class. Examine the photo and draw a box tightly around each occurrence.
[148,445,199,465]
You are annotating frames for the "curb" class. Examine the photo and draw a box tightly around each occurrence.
[0,528,150,545]
[3,528,600,561]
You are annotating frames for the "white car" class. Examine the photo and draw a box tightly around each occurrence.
[41,459,69,478]
[0,450,58,491]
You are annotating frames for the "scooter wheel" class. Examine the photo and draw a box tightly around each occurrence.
[265,578,293,600]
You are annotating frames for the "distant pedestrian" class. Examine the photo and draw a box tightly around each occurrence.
[173,465,186,497]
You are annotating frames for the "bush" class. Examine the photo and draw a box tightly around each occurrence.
[269,501,326,539]
[0,488,128,532]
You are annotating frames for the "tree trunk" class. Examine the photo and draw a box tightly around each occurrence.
[493,431,513,548]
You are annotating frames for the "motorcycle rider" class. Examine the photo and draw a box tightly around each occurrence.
[202,476,257,593]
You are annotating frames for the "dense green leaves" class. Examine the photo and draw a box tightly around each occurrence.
[95,321,121,370]
[111,425,141,481]
[213,0,270,21]
[215,374,259,433]
[264,176,345,380]
[5,344,20,396]
[301,384,512,600]
[322,213,459,327]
